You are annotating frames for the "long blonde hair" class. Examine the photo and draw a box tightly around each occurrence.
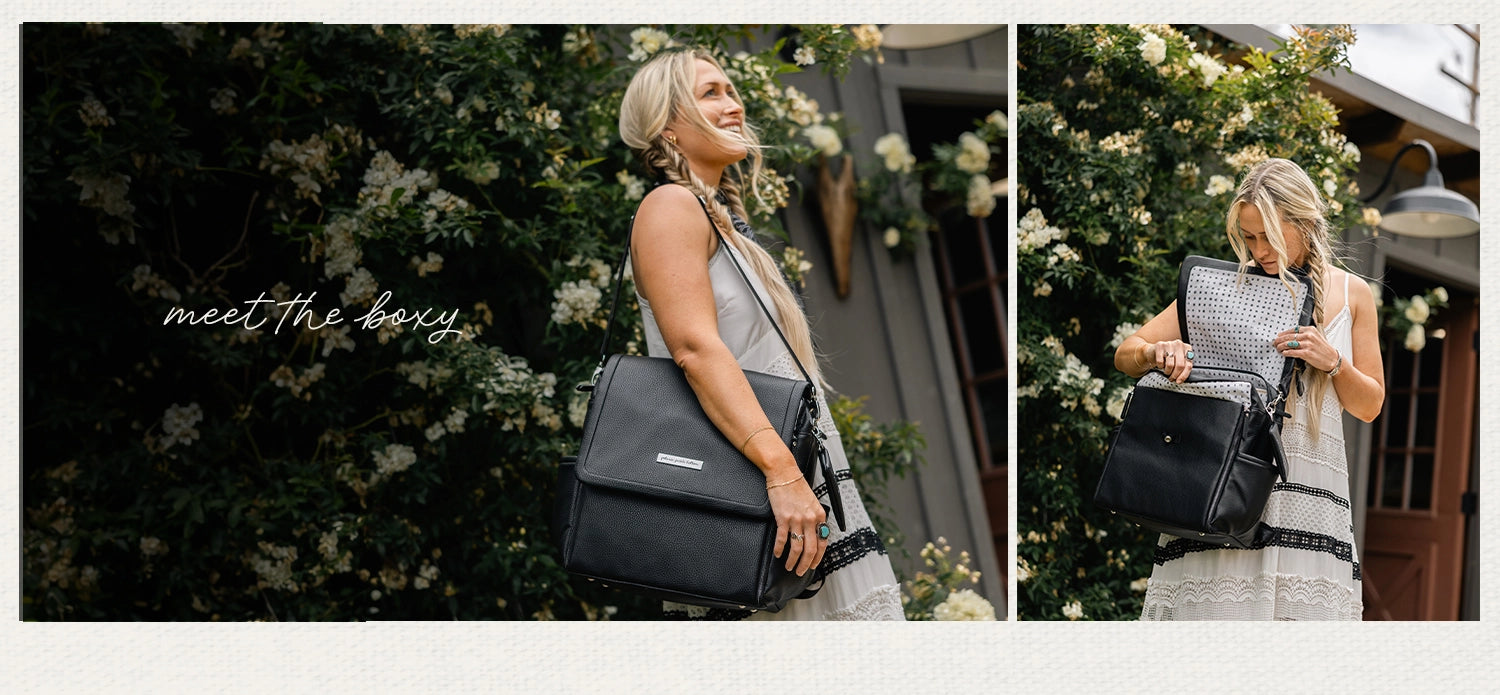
[619,48,823,387]
[1224,158,1339,439]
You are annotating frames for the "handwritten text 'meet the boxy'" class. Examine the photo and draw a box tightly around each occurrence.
[162,290,463,344]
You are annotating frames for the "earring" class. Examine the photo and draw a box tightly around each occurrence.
[665,134,677,146]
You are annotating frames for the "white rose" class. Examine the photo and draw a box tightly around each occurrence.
[1361,207,1383,227]
[966,175,996,218]
[954,132,991,174]
[1405,324,1426,352]
[1433,287,1449,303]
[1204,175,1235,197]
[1405,295,1430,324]
[1187,52,1226,87]
[1137,32,1166,66]
[802,124,843,157]
[873,132,915,174]
[1323,178,1337,197]
[1061,600,1084,620]
[932,588,996,621]
[882,227,901,248]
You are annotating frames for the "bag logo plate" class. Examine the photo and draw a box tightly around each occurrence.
[656,453,703,470]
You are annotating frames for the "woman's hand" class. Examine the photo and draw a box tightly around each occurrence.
[1146,339,1195,383]
[1115,300,1194,382]
[1274,325,1339,371]
[767,474,827,577]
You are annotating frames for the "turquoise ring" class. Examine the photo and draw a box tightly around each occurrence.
[817,522,832,540]
[1288,340,1300,349]
[1185,351,1195,360]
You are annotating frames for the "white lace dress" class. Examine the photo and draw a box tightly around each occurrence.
[1140,273,1363,620]
[636,230,905,621]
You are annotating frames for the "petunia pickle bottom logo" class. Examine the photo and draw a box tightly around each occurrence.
[163,290,462,343]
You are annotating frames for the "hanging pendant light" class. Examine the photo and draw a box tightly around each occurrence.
[1362,139,1479,238]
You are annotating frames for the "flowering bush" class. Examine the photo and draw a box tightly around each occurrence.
[827,395,926,562]
[22,23,922,621]
[857,111,1007,258]
[1016,24,1364,620]
[1378,285,1449,352]
[901,538,993,620]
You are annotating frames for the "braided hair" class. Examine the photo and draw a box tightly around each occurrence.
[1225,158,1344,440]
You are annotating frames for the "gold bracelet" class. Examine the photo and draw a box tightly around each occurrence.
[1132,342,1151,373]
[741,425,775,450]
[766,475,802,490]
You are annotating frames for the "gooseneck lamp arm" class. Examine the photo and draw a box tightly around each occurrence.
[1361,139,1440,203]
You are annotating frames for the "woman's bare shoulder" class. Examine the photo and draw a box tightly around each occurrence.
[631,182,715,267]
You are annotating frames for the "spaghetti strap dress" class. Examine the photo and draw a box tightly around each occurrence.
[635,209,905,621]
[1140,271,1362,620]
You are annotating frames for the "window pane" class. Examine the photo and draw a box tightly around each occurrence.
[1390,340,1415,387]
[958,290,1004,375]
[975,378,1008,464]
[1414,392,1440,447]
[1380,453,1407,509]
[1409,454,1434,511]
[943,218,986,288]
[1385,392,1411,447]
[1418,333,1445,387]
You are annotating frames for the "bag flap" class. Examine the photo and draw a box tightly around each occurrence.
[573,354,811,518]
[1176,256,1314,392]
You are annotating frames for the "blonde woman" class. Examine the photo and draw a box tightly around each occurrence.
[1114,158,1385,620]
[617,48,904,620]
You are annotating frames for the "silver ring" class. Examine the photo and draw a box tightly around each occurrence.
[789,532,803,542]
[817,522,832,540]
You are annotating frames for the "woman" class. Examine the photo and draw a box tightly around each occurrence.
[617,48,905,620]
[1113,158,1384,620]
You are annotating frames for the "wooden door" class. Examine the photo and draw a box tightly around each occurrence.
[1362,291,1477,620]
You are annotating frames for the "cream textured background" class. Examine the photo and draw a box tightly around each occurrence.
[2,5,1496,692]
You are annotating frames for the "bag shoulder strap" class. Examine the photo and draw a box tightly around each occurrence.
[594,182,816,395]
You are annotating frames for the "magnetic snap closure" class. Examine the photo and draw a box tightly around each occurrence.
[1163,434,1174,444]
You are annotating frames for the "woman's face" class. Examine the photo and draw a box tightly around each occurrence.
[1238,201,1306,274]
[664,58,747,168]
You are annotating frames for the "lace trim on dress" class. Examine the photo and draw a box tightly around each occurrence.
[1280,417,1350,475]
[1274,481,1351,509]
[662,605,755,620]
[1142,573,1361,621]
[824,583,905,621]
[814,527,889,580]
[1155,526,1357,568]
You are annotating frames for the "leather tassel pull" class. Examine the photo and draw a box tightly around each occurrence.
[819,444,847,532]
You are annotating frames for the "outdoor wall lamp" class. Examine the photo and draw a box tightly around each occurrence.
[1361,138,1479,238]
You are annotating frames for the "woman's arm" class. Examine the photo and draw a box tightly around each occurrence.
[1274,270,1385,422]
[1114,300,1195,382]
[630,184,826,576]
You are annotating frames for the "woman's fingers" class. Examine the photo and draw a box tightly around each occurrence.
[768,482,828,576]
[795,527,816,575]
[1154,340,1193,382]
